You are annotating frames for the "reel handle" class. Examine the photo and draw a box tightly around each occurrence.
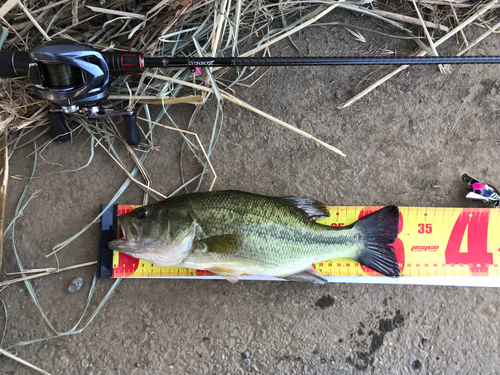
[48,111,71,142]
[123,113,141,146]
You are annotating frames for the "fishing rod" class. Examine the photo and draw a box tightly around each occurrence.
[2,40,500,145]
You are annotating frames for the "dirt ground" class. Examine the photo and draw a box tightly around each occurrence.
[2,8,500,375]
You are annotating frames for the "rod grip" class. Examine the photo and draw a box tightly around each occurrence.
[103,52,143,74]
[48,111,71,142]
[0,51,31,77]
[123,113,141,146]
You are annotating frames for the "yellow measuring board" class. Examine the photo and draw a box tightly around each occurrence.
[101,205,500,286]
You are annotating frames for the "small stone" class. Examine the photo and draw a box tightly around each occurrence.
[436,356,441,361]
[81,359,89,368]
[242,359,251,366]
[187,368,196,374]
[68,277,83,293]
[420,338,429,348]
[214,365,221,372]
[428,312,437,321]
[303,365,308,372]
[135,362,140,368]
[419,350,428,359]
[408,349,415,356]
[241,351,250,359]
[412,360,422,370]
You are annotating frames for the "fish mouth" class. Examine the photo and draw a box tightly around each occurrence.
[108,238,127,251]
[108,219,143,252]
[129,222,142,241]
[118,219,142,242]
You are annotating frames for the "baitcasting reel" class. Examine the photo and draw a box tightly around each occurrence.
[4,40,141,145]
[462,173,500,207]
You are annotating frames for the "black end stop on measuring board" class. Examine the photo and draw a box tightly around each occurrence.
[98,205,118,278]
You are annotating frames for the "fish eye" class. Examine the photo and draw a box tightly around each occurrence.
[475,189,482,194]
[136,208,148,219]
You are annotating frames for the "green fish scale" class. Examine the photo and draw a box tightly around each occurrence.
[180,191,362,276]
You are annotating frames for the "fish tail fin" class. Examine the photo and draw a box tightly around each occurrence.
[353,206,400,277]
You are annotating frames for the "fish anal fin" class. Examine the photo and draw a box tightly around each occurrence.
[282,267,327,284]
[208,267,241,283]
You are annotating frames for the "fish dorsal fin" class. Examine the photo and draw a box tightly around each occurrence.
[276,196,330,220]
[282,267,327,284]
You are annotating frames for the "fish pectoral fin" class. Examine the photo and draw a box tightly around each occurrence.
[195,234,243,254]
[282,267,327,284]
[208,267,241,283]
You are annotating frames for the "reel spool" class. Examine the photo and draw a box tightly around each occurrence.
[28,40,110,107]
[40,62,83,88]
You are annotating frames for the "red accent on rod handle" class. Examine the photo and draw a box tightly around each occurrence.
[104,52,144,74]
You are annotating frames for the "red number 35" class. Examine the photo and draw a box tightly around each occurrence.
[418,223,432,234]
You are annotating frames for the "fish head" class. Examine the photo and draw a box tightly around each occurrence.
[108,203,197,265]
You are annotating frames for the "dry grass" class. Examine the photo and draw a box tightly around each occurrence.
[0,0,498,149]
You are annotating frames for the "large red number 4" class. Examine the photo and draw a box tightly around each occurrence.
[445,209,492,275]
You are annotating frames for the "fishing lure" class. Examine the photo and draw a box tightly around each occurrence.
[462,173,500,207]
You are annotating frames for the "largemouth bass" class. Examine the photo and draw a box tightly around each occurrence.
[108,190,400,283]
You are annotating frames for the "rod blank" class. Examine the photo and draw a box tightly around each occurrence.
[143,55,500,69]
